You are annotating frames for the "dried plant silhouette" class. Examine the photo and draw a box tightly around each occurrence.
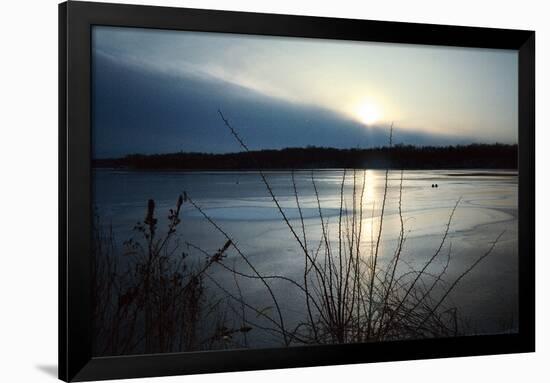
[92,110,504,355]
[92,197,251,355]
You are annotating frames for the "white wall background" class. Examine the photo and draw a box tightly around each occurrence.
[0,0,546,381]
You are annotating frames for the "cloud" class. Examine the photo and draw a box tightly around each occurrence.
[92,49,472,158]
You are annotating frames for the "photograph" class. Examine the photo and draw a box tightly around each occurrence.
[91,26,519,357]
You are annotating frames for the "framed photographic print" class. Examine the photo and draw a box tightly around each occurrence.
[59,1,535,381]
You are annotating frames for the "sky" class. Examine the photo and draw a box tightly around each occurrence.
[92,26,518,158]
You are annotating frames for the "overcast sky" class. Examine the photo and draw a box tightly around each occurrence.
[92,26,518,158]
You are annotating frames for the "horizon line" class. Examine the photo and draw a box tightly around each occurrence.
[93,142,518,161]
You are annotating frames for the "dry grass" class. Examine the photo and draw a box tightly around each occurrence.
[92,197,247,355]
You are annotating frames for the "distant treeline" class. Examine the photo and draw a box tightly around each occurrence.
[93,144,518,170]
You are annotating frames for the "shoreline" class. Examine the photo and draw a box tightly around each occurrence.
[92,167,519,174]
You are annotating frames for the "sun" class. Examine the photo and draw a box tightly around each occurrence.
[357,102,381,125]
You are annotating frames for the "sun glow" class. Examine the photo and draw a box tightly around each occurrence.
[356,102,381,125]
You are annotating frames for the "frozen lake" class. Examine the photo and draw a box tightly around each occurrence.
[94,169,518,348]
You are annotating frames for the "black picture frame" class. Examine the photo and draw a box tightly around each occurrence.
[59,1,535,381]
